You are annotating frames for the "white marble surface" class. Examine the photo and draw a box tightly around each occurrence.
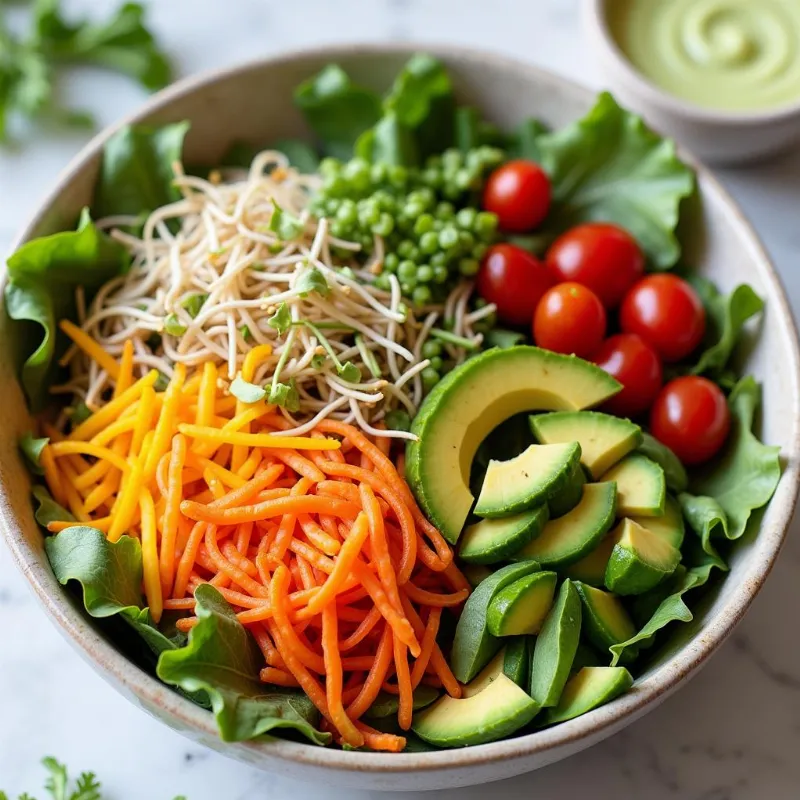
[1,1,800,797]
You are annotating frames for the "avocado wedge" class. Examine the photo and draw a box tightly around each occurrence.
[475,442,581,518]
[459,505,549,565]
[512,482,617,567]
[466,641,531,695]
[412,673,540,748]
[364,685,440,719]
[564,533,616,587]
[574,582,637,656]
[541,667,633,725]
[487,571,558,636]
[631,494,685,549]
[601,453,665,517]
[548,460,587,518]
[406,346,621,543]
[638,432,688,493]
[530,579,582,707]
[604,518,681,596]
[531,411,642,478]
[452,560,542,683]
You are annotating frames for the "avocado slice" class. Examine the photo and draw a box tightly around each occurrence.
[466,641,531,695]
[564,532,616,587]
[571,642,605,673]
[412,673,540,747]
[364,685,440,719]
[531,411,642,479]
[487,571,558,636]
[541,667,633,725]
[604,518,681,596]
[452,560,542,683]
[407,347,621,542]
[459,505,549,565]
[601,453,665,517]
[574,582,637,655]
[547,460,587,518]
[462,563,493,588]
[631,494,685,548]
[512,482,617,567]
[474,442,581,518]
[638,432,688,493]
[530,579,582,707]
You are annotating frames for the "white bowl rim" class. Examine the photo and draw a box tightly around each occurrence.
[2,41,800,776]
[584,0,800,125]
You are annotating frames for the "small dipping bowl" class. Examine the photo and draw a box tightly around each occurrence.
[584,0,800,164]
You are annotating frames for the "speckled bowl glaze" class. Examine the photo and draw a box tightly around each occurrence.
[1,45,799,792]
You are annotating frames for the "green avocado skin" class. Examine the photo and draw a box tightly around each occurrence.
[638,432,688,493]
[604,544,672,596]
[530,579,582,707]
[502,636,532,688]
[548,461,587,518]
[574,582,638,663]
[451,561,541,683]
[459,504,549,565]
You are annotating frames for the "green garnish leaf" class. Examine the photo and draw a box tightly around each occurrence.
[507,117,548,161]
[294,64,382,160]
[311,353,326,370]
[295,266,330,298]
[181,292,208,319]
[484,329,525,349]
[268,200,304,241]
[337,361,361,383]
[689,278,764,377]
[32,485,74,528]
[94,121,189,219]
[677,492,728,569]
[239,324,252,342]
[689,375,781,541]
[163,313,187,336]
[384,409,411,432]
[19,431,49,475]
[355,112,419,167]
[272,138,320,173]
[68,402,93,424]
[536,92,695,269]
[268,381,300,413]
[45,526,178,659]
[4,208,129,410]
[229,375,267,404]
[157,585,331,745]
[267,302,291,335]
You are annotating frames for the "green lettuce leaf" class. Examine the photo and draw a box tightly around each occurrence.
[689,278,764,377]
[507,117,548,161]
[45,526,177,658]
[382,53,455,160]
[536,92,694,269]
[19,431,49,475]
[690,376,781,540]
[157,585,331,745]
[4,208,129,409]
[32,485,74,528]
[610,559,716,666]
[93,121,189,219]
[678,492,728,568]
[355,112,419,167]
[294,64,381,160]
[454,106,504,152]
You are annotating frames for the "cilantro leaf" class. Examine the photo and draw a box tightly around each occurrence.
[266,302,291,335]
[229,375,267,404]
[181,293,208,319]
[268,200,304,241]
[337,361,361,383]
[269,381,300,412]
[163,313,186,336]
[295,266,330,298]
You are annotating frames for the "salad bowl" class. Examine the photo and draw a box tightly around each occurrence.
[1,44,799,791]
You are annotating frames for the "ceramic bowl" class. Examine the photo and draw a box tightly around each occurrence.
[583,0,800,164]
[1,44,799,792]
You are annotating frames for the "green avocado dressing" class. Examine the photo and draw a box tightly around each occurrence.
[608,0,800,111]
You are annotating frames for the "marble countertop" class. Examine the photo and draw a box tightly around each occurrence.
[2,1,800,797]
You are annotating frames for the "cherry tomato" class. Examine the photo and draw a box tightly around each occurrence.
[593,333,663,417]
[545,223,644,308]
[482,160,552,232]
[650,376,730,465]
[620,274,705,362]
[477,244,555,326]
[533,282,607,359]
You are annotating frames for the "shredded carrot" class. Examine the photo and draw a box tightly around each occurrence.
[346,622,394,720]
[410,608,442,688]
[260,666,300,687]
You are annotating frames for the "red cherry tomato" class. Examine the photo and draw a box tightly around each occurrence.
[650,376,730,465]
[482,160,552,232]
[593,333,663,417]
[545,223,645,308]
[477,244,555,326]
[533,282,607,359]
[620,274,706,362]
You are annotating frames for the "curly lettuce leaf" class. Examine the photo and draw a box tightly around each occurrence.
[294,64,381,160]
[20,431,49,475]
[536,92,694,269]
[45,526,176,657]
[689,278,764,377]
[690,376,781,541]
[610,559,716,666]
[93,121,189,219]
[4,208,129,409]
[454,106,504,152]
[157,585,330,745]
[355,112,419,167]
[32,485,73,528]
[678,492,728,568]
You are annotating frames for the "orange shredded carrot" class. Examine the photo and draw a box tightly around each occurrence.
[410,608,442,688]
[339,605,382,651]
[393,634,413,731]
[180,494,360,525]
[354,721,406,753]
[260,666,300,687]
[346,623,394,720]
[160,433,187,596]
